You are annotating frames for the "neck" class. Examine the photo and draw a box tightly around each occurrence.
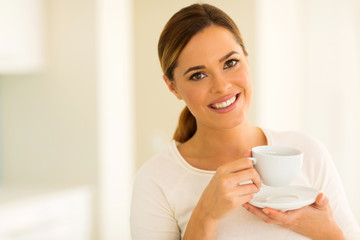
[187,118,264,159]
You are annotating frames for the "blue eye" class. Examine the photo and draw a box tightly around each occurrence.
[224,59,239,69]
[190,72,206,81]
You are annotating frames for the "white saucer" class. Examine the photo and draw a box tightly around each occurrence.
[249,185,319,211]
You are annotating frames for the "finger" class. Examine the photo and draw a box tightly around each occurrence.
[244,149,252,158]
[313,193,328,209]
[233,192,255,205]
[243,204,280,224]
[261,207,295,225]
[216,158,254,175]
[233,183,259,196]
[262,208,284,221]
[229,168,261,189]
[239,168,261,190]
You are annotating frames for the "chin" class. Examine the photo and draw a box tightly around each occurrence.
[214,115,248,130]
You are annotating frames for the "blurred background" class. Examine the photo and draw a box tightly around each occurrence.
[0,0,359,239]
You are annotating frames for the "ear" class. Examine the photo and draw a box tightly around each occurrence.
[163,75,182,100]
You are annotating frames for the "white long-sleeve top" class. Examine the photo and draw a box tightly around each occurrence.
[131,129,360,239]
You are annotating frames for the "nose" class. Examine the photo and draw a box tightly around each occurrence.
[210,73,231,94]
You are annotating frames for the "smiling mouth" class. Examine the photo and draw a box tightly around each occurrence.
[209,93,240,109]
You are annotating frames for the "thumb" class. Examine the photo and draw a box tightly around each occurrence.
[244,149,252,158]
[313,193,328,209]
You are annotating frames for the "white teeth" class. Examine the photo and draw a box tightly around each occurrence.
[211,96,236,109]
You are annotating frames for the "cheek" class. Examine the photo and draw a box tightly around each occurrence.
[244,79,253,108]
[232,71,251,89]
[239,67,251,86]
[183,92,204,106]
[244,76,252,93]
[179,87,207,111]
[232,70,252,101]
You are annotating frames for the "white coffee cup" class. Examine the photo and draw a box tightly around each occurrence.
[249,146,303,187]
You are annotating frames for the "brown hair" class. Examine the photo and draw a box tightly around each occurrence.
[158,3,248,143]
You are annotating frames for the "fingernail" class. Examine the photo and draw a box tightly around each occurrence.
[263,209,270,214]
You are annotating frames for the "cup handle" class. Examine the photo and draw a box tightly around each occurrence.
[248,157,256,165]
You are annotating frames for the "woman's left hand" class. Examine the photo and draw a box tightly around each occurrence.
[243,193,345,240]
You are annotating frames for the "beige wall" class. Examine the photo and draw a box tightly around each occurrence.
[0,1,98,238]
[134,0,257,169]
[1,0,137,238]
[0,0,97,187]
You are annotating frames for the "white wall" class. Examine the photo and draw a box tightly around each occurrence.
[0,0,44,73]
[255,0,307,131]
[305,0,360,221]
[255,0,360,222]
[96,0,134,239]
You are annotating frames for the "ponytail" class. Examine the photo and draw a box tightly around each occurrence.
[173,106,197,143]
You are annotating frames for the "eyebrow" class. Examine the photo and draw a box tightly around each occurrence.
[219,51,239,62]
[183,65,206,76]
[183,51,240,76]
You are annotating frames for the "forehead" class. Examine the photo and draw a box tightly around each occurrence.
[177,26,243,68]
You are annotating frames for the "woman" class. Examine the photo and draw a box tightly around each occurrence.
[131,3,360,240]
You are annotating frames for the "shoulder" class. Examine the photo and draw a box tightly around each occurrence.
[266,129,319,145]
[265,129,328,157]
[265,129,336,189]
[136,146,175,177]
[132,141,187,192]
[130,143,183,239]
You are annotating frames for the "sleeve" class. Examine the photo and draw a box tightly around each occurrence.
[130,171,180,240]
[312,142,360,240]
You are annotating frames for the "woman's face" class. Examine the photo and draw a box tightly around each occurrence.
[165,25,253,131]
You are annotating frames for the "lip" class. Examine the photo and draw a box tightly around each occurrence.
[207,92,241,114]
[208,93,239,105]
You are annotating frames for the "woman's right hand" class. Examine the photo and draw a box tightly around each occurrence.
[183,150,261,240]
[198,150,261,221]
